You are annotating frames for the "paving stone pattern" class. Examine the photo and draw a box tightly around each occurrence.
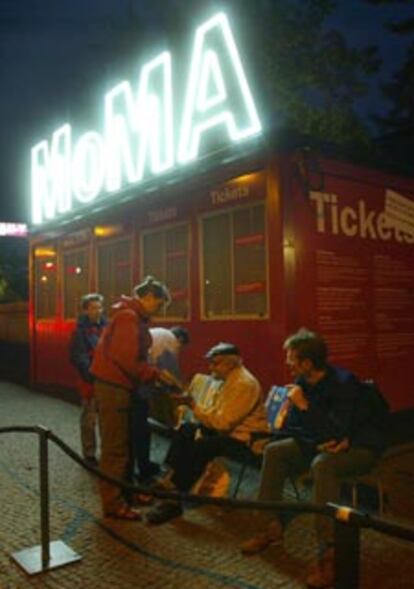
[0,382,413,588]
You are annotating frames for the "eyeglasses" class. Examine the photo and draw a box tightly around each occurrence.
[208,357,226,367]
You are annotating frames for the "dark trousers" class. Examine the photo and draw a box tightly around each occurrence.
[95,381,131,514]
[131,392,152,478]
[166,423,244,492]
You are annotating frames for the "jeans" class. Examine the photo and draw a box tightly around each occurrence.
[258,437,377,544]
[80,396,98,459]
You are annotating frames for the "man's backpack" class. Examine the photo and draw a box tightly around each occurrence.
[358,380,390,433]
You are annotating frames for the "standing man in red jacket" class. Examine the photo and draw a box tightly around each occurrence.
[91,276,176,520]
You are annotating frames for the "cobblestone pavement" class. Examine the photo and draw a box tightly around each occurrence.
[0,382,413,589]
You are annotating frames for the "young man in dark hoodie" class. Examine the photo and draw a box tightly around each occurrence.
[69,293,106,467]
[91,276,176,520]
[240,328,386,589]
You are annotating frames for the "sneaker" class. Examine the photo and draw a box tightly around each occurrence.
[240,519,283,555]
[129,492,154,507]
[146,500,183,525]
[306,547,335,588]
[105,503,142,521]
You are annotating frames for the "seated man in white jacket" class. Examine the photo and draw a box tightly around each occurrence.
[146,342,268,524]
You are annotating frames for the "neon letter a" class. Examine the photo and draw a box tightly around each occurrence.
[178,12,262,163]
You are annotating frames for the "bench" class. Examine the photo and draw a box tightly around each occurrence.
[343,441,414,516]
[148,378,414,514]
[233,423,414,517]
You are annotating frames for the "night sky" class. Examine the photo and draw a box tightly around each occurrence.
[0,0,413,224]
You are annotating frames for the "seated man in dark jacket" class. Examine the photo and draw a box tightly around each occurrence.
[240,328,385,589]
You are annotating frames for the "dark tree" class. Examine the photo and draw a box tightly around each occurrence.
[365,0,414,129]
[363,0,414,171]
[0,239,28,302]
[156,0,380,154]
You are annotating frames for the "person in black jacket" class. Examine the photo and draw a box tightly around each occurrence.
[240,328,385,589]
[69,293,106,467]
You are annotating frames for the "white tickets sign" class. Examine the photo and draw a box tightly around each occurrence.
[31,13,262,225]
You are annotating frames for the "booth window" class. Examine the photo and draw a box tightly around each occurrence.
[35,255,57,319]
[142,223,190,319]
[63,249,90,319]
[202,203,267,318]
[97,238,132,308]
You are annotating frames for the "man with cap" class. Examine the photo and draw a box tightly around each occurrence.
[146,342,267,524]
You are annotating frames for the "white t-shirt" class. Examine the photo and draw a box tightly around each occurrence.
[149,327,180,365]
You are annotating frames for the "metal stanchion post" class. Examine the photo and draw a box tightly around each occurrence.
[334,517,360,589]
[327,503,361,589]
[39,426,50,568]
[11,426,82,575]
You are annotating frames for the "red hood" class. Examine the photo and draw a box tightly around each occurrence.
[91,295,158,388]
[112,295,148,318]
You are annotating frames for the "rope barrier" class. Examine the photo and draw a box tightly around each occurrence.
[1,423,414,584]
[2,424,414,539]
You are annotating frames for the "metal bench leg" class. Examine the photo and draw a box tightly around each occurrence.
[232,461,248,498]
[290,477,301,500]
[378,479,384,517]
[351,481,358,509]
[349,476,384,516]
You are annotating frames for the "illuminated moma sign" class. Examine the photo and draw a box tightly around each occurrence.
[31,13,262,225]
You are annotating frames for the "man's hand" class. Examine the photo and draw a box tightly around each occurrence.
[170,393,195,409]
[287,385,309,411]
[317,438,350,454]
[317,440,338,452]
[328,438,350,453]
[158,369,182,389]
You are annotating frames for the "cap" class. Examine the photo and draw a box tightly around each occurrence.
[205,342,240,359]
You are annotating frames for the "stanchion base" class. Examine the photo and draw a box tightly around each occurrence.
[12,540,82,575]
